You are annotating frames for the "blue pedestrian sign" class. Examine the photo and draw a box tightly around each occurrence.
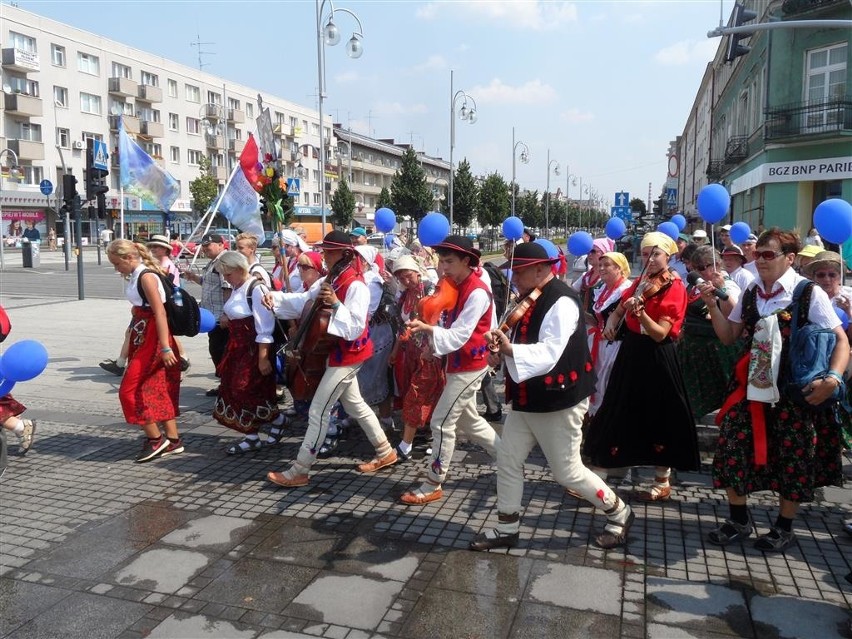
[612,206,633,223]
[614,191,630,208]
[666,188,677,207]
[39,179,53,196]
[92,140,109,171]
[286,177,301,197]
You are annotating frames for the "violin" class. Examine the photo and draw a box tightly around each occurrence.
[629,268,674,315]
[488,287,543,352]
[401,276,459,340]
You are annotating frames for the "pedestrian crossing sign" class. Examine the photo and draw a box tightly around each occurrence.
[286,177,301,197]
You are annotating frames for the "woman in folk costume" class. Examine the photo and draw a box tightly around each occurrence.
[572,237,615,314]
[584,231,699,500]
[704,229,848,552]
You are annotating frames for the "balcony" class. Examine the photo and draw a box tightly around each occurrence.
[205,134,224,149]
[203,103,223,121]
[7,139,44,161]
[706,160,726,180]
[782,0,845,16]
[140,120,164,138]
[109,115,140,134]
[3,93,42,118]
[724,136,749,164]
[213,165,228,181]
[1,48,39,72]
[137,84,163,103]
[108,76,138,97]
[227,108,245,124]
[229,138,246,154]
[764,98,852,141]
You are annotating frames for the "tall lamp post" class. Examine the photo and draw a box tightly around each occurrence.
[511,127,529,217]
[545,149,560,239]
[449,70,477,230]
[316,0,363,233]
[0,148,20,270]
[565,170,577,234]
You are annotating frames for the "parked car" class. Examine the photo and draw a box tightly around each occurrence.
[367,233,385,248]
[179,233,235,257]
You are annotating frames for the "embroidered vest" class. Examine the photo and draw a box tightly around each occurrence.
[445,271,492,374]
[329,266,373,367]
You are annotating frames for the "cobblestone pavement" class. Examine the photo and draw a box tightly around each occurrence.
[0,293,850,638]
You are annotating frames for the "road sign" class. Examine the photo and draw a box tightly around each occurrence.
[612,205,633,223]
[286,177,301,196]
[39,179,53,196]
[92,140,109,171]
[666,188,677,206]
[614,191,630,207]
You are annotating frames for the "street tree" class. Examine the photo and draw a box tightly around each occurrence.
[330,178,356,229]
[629,197,647,217]
[476,172,510,230]
[390,147,432,225]
[452,159,477,232]
[189,155,219,217]
[376,186,393,211]
[517,190,542,230]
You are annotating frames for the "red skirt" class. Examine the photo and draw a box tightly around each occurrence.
[119,307,180,425]
[0,394,25,422]
[394,335,445,429]
[214,316,278,433]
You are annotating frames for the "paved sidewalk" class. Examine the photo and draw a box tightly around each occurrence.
[0,293,850,638]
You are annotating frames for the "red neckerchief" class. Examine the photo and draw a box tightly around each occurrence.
[756,284,784,300]
[593,277,625,314]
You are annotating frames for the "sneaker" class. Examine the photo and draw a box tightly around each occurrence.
[19,419,36,454]
[394,444,412,463]
[480,410,503,422]
[753,526,796,552]
[707,518,753,546]
[161,438,185,457]
[99,359,124,376]
[135,437,169,463]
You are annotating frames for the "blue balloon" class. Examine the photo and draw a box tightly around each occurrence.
[418,212,450,247]
[0,377,15,396]
[729,221,751,244]
[658,221,679,241]
[502,216,524,241]
[835,306,850,331]
[814,198,852,245]
[696,183,730,224]
[0,340,48,382]
[567,231,594,256]
[199,308,217,333]
[374,207,396,233]
[670,214,686,231]
[605,217,626,241]
[534,238,559,259]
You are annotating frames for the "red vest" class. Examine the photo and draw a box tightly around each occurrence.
[329,266,373,367]
[444,271,492,374]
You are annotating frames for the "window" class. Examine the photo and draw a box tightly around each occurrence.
[324,127,330,140]
[186,117,200,135]
[20,123,42,142]
[137,106,159,122]
[168,113,179,131]
[290,116,298,128]
[185,84,200,102]
[187,149,203,165]
[140,71,159,87]
[313,193,320,205]
[207,90,221,105]
[77,52,100,75]
[7,77,38,97]
[111,62,132,79]
[9,32,36,53]
[80,92,102,115]
[82,132,103,143]
[806,43,848,128]
[51,44,65,67]
[311,123,320,136]
[53,86,68,107]
[19,166,43,186]
[143,143,162,158]
[303,193,310,205]
[109,98,133,116]
[56,128,70,148]
[170,146,180,163]
[167,79,178,98]
[312,169,320,183]
[276,111,286,125]
[228,97,240,110]
[246,103,253,119]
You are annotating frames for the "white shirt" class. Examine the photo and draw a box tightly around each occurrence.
[727,267,840,329]
[431,286,491,357]
[363,269,384,314]
[270,275,370,341]
[505,296,580,383]
[728,264,755,293]
[126,263,166,307]
[744,261,758,277]
[223,279,276,343]
[249,260,272,288]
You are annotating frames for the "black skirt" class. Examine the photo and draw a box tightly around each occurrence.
[583,330,700,470]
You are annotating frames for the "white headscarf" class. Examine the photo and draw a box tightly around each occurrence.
[280,229,310,253]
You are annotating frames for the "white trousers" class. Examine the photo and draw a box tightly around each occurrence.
[496,398,617,526]
[296,363,388,470]
[427,368,499,484]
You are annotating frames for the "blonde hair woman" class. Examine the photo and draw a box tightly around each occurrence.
[107,239,183,462]
[235,232,272,287]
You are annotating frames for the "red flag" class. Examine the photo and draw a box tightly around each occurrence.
[240,133,260,186]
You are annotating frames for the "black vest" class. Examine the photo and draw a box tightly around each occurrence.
[506,278,597,413]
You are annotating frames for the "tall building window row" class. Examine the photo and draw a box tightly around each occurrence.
[77,52,100,75]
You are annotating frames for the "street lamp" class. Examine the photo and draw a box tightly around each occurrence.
[449,70,477,230]
[0,148,21,269]
[316,0,364,233]
[545,149,560,239]
[564,170,578,234]
[511,126,529,217]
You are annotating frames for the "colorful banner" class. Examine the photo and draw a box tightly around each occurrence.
[118,116,180,212]
[211,165,263,238]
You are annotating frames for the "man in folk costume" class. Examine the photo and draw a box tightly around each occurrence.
[402,235,500,505]
[262,230,397,487]
[469,243,634,550]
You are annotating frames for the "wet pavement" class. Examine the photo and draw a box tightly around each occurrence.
[0,287,850,638]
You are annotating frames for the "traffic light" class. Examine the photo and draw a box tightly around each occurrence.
[62,173,78,220]
[85,140,110,202]
[725,2,757,63]
[652,197,663,217]
[96,192,106,219]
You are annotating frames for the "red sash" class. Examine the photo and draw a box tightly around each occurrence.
[716,352,768,466]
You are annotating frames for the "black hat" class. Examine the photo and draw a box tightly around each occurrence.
[201,233,224,245]
[433,234,481,266]
[315,230,354,250]
[499,242,558,270]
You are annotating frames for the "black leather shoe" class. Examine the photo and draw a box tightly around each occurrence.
[469,530,519,551]
[480,410,503,422]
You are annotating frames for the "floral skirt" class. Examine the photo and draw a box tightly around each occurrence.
[394,336,445,429]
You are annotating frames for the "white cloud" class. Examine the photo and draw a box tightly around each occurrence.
[373,101,429,116]
[654,39,718,66]
[560,108,594,124]
[467,78,557,105]
[410,54,447,74]
[416,0,578,31]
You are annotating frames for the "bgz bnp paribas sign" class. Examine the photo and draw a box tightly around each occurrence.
[731,157,852,194]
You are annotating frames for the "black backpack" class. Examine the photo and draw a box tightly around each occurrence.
[481,261,510,319]
[137,269,201,337]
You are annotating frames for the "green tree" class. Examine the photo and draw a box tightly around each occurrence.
[330,178,356,229]
[390,147,433,225]
[629,197,647,217]
[452,159,477,232]
[476,172,510,230]
[376,186,393,211]
[517,190,543,230]
[189,156,219,217]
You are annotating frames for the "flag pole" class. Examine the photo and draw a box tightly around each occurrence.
[188,163,240,269]
[119,186,125,240]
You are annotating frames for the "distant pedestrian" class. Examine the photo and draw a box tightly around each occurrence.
[47,228,57,251]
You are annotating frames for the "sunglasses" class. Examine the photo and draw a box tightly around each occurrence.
[755,250,784,261]
[814,271,839,279]
[693,264,714,272]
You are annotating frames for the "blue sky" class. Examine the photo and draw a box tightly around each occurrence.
[22,0,726,211]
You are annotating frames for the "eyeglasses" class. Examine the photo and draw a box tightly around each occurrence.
[755,250,784,261]
[814,271,839,279]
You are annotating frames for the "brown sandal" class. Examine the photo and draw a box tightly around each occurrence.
[266,471,309,488]
[636,481,671,502]
[400,486,443,505]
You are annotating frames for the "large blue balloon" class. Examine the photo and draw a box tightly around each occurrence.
[0,377,15,396]
[534,238,559,259]
[697,183,730,224]
[502,216,524,241]
[199,308,217,333]
[418,212,450,247]
[605,217,626,241]
[670,214,686,231]
[814,198,852,245]
[658,222,679,241]
[835,306,850,331]
[729,221,751,244]
[374,207,396,233]
[567,231,594,256]
[0,340,48,382]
